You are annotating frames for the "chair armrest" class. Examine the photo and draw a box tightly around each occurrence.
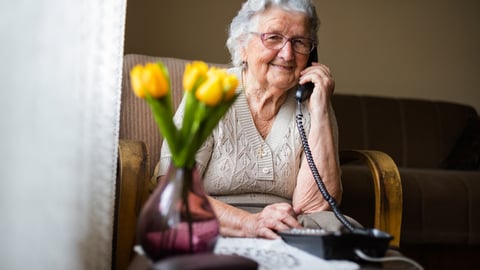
[340,149,403,248]
[114,139,150,270]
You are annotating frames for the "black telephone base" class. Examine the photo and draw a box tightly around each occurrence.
[278,228,392,262]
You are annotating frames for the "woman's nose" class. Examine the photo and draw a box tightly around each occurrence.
[277,41,295,61]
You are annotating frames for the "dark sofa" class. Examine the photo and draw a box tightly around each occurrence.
[334,94,480,270]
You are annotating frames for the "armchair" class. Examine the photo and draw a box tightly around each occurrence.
[112,54,403,270]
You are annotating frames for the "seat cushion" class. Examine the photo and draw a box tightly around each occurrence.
[340,166,480,245]
[400,168,480,245]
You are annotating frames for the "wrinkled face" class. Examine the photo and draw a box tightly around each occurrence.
[242,6,311,92]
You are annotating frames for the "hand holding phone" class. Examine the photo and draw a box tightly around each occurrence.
[295,48,318,102]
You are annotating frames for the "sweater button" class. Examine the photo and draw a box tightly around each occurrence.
[262,168,270,174]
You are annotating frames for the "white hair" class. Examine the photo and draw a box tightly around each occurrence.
[226,0,320,66]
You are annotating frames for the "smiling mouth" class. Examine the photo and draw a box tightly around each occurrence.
[271,63,295,71]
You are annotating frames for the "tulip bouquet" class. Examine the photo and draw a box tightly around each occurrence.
[130,61,239,169]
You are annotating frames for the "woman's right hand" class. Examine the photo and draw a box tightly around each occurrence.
[242,202,302,239]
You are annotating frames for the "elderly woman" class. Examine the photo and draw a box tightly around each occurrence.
[157,0,359,239]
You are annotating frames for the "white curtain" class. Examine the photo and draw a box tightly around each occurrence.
[0,0,126,269]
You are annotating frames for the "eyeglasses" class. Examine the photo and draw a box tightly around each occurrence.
[250,32,315,55]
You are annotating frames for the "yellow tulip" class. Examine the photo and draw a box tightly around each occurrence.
[207,67,227,78]
[222,74,239,101]
[183,61,208,92]
[130,63,169,99]
[195,74,223,106]
[130,65,146,98]
[143,63,168,98]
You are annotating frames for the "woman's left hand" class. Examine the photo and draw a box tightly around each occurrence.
[245,202,302,239]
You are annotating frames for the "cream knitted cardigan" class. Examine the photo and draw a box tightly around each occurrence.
[158,67,338,207]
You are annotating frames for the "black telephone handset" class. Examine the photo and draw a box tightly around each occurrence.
[295,48,318,102]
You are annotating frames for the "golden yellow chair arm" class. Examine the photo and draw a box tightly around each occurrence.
[340,149,403,248]
[114,139,150,270]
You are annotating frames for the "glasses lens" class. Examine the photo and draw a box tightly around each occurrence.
[261,33,285,49]
[292,38,314,54]
[260,33,313,54]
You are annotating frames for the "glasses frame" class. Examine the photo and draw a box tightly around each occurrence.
[250,32,316,55]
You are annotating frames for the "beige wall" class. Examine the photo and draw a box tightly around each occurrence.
[125,0,480,113]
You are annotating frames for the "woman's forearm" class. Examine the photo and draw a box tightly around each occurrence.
[293,101,342,213]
